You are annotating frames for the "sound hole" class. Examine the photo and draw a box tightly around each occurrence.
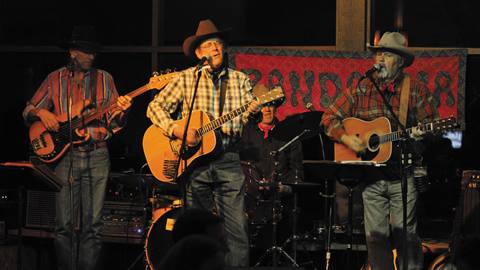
[368,134,380,150]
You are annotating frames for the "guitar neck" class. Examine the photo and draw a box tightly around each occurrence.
[380,122,435,144]
[196,103,250,136]
[72,84,151,130]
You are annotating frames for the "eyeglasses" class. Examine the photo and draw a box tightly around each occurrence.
[199,39,224,50]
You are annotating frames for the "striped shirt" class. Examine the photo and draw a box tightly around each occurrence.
[147,66,254,148]
[23,67,125,142]
[321,72,438,142]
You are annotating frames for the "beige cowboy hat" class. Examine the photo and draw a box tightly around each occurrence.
[368,32,414,67]
[182,19,231,59]
[252,83,285,107]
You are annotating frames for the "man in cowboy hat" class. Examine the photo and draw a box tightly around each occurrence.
[147,19,261,267]
[23,25,132,270]
[240,83,303,186]
[321,32,438,270]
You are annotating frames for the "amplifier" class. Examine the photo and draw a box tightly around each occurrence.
[26,190,56,229]
[100,201,146,239]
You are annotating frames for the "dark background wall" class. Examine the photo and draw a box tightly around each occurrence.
[0,0,478,176]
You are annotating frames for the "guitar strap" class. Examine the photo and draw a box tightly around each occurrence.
[398,74,411,127]
[219,75,228,116]
[89,68,97,106]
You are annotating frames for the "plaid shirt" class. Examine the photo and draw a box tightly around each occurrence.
[321,72,438,142]
[147,66,254,148]
[23,67,125,142]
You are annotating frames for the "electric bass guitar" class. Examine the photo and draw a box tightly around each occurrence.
[334,116,458,163]
[29,71,178,163]
[143,86,285,183]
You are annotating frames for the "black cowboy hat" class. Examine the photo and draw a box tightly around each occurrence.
[59,25,101,54]
[182,19,231,59]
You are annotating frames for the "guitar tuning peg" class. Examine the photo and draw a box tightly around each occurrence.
[152,71,159,76]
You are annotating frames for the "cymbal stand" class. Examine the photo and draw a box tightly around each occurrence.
[255,130,309,267]
[319,179,336,270]
[281,187,300,261]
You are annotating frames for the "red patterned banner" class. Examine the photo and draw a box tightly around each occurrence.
[229,48,466,128]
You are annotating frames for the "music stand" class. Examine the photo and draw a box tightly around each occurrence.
[0,157,62,270]
[303,160,382,270]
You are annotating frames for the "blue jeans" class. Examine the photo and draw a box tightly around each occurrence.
[362,177,423,270]
[53,147,109,270]
[186,151,249,267]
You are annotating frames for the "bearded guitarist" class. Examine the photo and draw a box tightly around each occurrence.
[22,26,131,270]
[146,19,261,267]
[321,32,439,270]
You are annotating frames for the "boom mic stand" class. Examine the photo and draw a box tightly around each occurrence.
[66,62,79,270]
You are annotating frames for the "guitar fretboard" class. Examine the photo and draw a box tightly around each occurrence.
[196,103,249,136]
[379,121,444,144]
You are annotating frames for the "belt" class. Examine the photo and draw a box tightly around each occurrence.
[74,141,107,152]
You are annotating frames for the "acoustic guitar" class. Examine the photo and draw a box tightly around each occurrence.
[334,116,458,163]
[29,71,178,163]
[143,86,285,183]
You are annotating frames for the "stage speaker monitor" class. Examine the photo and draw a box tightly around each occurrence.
[25,190,56,229]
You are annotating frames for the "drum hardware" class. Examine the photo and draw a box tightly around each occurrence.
[242,161,284,249]
[281,181,324,262]
[254,130,313,267]
[123,171,180,270]
[144,204,183,270]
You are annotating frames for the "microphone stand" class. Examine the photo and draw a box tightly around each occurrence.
[367,73,412,270]
[66,62,78,270]
[172,65,205,210]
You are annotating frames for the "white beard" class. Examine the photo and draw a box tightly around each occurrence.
[377,65,400,82]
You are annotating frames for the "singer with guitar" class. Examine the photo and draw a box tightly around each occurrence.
[321,32,439,270]
[22,26,132,270]
[146,19,261,267]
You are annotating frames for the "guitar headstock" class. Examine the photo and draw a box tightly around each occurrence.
[148,71,179,90]
[431,116,459,133]
[256,86,285,106]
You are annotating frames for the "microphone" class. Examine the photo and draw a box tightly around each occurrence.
[196,55,212,70]
[364,63,382,77]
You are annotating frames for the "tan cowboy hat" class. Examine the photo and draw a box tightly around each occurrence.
[252,83,285,107]
[368,32,414,67]
[59,25,101,54]
[182,19,230,59]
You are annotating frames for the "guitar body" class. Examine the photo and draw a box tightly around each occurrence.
[28,71,178,163]
[29,102,91,163]
[143,110,218,182]
[334,117,392,163]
